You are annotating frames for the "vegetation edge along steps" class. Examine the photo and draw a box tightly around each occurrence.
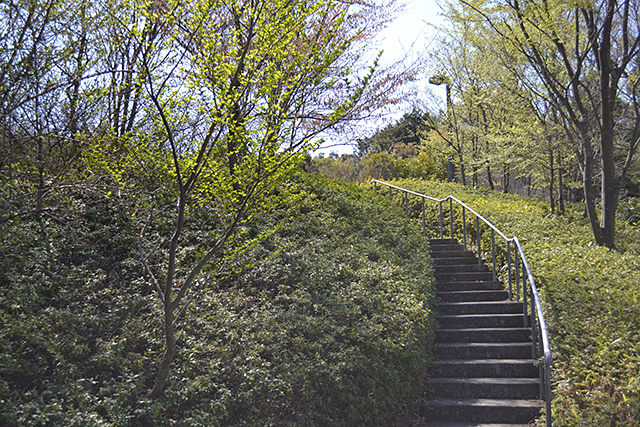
[421,238,543,426]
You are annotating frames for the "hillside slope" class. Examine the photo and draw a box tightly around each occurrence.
[379,178,640,426]
[0,173,437,426]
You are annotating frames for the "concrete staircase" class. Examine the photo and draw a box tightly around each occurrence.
[421,239,543,427]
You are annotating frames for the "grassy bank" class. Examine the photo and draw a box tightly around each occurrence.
[0,173,437,426]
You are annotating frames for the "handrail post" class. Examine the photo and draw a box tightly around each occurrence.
[404,192,408,217]
[476,217,482,265]
[462,207,467,251]
[439,202,444,239]
[539,323,544,398]
[531,293,536,358]
[523,274,529,327]
[545,364,552,427]
[515,250,520,301]
[422,197,426,236]
[491,229,496,282]
[507,240,513,300]
[449,197,454,238]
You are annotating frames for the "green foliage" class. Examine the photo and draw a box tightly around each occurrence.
[2,0,411,404]
[335,149,447,183]
[620,196,640,227]
[0,187,160,426]
[0,173,436,426]
[376,178,640,426]
[394,150,448,181]
[356,109,434,157]
[359,152,398,180]
[307,154,360,182]
[2,0,427,415]
[362,151,448,182]
[439,0,640,247]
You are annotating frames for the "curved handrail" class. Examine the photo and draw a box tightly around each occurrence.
[371,179,552,427]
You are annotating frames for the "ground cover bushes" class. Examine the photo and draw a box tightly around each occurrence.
[0,186,161,425]
[375,178,640,426]
[0,173,437,426]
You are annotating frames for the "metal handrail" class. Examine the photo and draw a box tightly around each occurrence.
[371,180,552,427]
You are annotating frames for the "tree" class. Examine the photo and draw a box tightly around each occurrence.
[465,0,640,248]
[356,109,432,157]
[0,0,90,234]
[1,0,405,399]
[106,0,398,397]
[0,0,148,219]
[360,152,398,179]
[427,1,559,193]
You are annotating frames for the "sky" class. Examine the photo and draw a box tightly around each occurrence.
[314,0,446,156]
[377,0,443,66]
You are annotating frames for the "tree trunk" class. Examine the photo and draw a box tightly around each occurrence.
[37,137,45,215]
[582,142,604,245]
[486,163,494,190]
[600,124,619,249]
[558,151,565,214]
[459,153,467,185]
[148,303,176,398]
[502,164,510,193]
[549,149,555,213]
[598,4,618,249]
[148,184,186,398]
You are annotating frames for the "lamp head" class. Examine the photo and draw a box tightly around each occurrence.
[428,75,450,86]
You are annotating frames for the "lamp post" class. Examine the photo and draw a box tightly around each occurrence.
[429,75,455,183]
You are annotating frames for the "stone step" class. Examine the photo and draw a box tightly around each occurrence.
[436,271,496,282]
[437,281,505,292]
[430,238,460,245]
[427,238,543,426]
[432,359,539,378]
[435,342,533,360]
[438,301,523,316]
[435,264,490,274]
[436,328,531,344]
[431,250,480,260]
[423,398,543,425]
[438,314,525,329]
[437,289,509,302]
[433,255,481,265]
[430,240,467,251]
[428,378,540,399]
[430,243,466,252]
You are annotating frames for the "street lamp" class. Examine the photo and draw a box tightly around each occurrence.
[428,75,451,107]
[429,75,455,183]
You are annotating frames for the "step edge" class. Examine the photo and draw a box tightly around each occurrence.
[428,378,541,384]
[425,398,545,407]
[434,359,537,364]
[437,327,531,332]
[436,342,532,347]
